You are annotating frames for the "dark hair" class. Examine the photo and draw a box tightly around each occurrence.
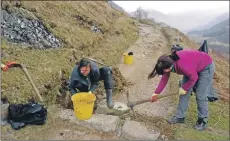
[79,58,91,68]
[148,51,180,79]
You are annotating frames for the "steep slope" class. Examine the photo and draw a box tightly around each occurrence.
[1,2,229,140]
[1,1,138,103]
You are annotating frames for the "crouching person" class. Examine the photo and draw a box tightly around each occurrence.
[69,58,114,109]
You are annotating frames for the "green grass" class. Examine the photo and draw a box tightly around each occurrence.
[1,1,138,104]
[172,96,229,140]
[175,127,229,140]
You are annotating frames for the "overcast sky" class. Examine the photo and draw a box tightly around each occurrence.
[113,1,229,14]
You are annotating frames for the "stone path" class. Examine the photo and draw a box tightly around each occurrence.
[56,23,176,140]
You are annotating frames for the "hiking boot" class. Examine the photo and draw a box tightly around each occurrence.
[194,118,208,131]
[167,116,185,124]
[106,89,114,109]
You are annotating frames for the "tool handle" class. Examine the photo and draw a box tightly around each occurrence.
[133,98,150,106]
[83,57,106,66]
[156,92,177,99]
[21,65,44,102]
[132,92,177,107]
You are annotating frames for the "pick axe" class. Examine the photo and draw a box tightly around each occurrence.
[4,62,44,102]
[83,57,107,66]
[126,86,180,118]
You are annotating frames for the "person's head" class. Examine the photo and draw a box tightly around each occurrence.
[79,58,91,76]
[148,51,180,79]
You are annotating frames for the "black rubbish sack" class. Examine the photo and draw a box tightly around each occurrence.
[198,40,208,54]
[8,103,47,130]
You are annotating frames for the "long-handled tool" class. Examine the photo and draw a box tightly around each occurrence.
[3,62,44,102]
[83,57,107,66]
[126,86,180,118]
[20,64,44,102]
[126,91,137,118]
[127,92,178,108]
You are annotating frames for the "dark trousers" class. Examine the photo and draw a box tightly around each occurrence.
[99,67,113,90]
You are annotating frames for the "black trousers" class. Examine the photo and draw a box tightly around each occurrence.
[99,67,113,90]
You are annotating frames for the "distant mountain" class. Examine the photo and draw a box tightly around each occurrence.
[188,18,229,43]
[190,12,229,31]
[203,18,229,43]
[129,9,225,32]
[187,17,229,57]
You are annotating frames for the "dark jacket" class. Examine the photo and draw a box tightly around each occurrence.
[68,61,100,95]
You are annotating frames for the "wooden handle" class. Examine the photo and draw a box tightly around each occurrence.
[21,65,44,102]
[132,92,178,107]
[132,99,150,107]
[83,57,106,66]
[156,92,177,99]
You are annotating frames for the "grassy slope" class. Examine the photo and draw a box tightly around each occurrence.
[1,1,138,104]
[162,27,229,140]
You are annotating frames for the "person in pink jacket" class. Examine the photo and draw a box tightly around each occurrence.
[148,49,215,131]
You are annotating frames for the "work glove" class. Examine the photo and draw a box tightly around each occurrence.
[1,64,8,72]
[179,87,187,95]
[151,93,158,102]
[6,61,18,68]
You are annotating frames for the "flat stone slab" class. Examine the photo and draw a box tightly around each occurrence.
[122,120,160,140]
[95,99,130,116]
[58,109,120,132]
[1,103,9,125]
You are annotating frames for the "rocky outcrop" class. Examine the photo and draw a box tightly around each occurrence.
[1,8,60,49]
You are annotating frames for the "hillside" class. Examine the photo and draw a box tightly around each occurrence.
[1,1,229,140]
[1,1,138,104]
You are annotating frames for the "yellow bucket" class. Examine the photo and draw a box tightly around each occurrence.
[71,92,96,120]
[123,53,133,65]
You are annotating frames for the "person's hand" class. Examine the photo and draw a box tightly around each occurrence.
[1,64,8,72]
[179,87,187,95]
[6,62,18,68]
[151,93,158,102]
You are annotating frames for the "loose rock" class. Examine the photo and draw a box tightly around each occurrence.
[1,9,60,49]
[59,109,120,133]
